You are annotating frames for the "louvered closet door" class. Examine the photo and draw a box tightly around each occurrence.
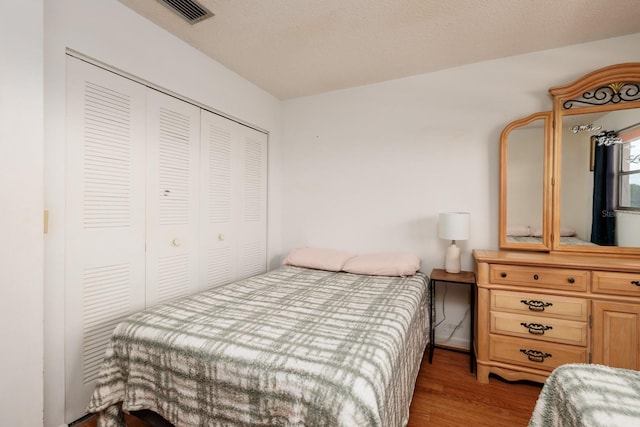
[145,89,200,306]
[200,110,267,288]
[200,110,235,287]
[237,123,268,279]
[64,57,147,422]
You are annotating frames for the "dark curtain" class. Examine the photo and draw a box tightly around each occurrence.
[590,143,616,245]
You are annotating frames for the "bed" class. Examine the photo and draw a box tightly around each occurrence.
[528,363,640,427]
[86,263,430,427]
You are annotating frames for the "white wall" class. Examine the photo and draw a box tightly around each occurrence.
[43,0,282,425]
[281,32,640,348]
[618,211,640,246]
[0,2,44,427]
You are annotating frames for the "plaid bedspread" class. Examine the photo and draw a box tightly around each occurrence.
[529,363,640,427]
[87,265,430,427]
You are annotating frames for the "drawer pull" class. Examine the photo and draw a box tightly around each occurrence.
[501,272,507,278]
[520,349,552,363]
[520,322,553,335]
[632,280,640,286]
[521,299,553,311]
[533,274,539,280]
[568,277,575,284]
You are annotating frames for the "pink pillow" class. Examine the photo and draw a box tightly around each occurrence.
[342,252,421,277]
[282,247,355,272]
[531,226,577,237]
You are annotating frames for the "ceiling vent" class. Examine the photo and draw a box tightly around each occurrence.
[158,0,214,24]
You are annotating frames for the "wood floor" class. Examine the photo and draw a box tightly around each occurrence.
[78,348,542,427]
[408,348,542,426]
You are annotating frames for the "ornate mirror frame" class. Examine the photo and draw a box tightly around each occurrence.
[499,112,553,251]
[550,63,640,255]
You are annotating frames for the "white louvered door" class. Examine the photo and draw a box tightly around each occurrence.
[64,56,268,424]
[200,110,267,288]
[200,110,235,288]
[145,89,200,306]
[237,123,268,279]
[65,57,147,421]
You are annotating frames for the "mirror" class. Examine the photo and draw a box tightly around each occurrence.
[499,63,640,255]
[499,112,552,251]
[557,108,640,251]
[551,63,640,255]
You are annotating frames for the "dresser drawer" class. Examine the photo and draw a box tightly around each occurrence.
[490,311,587,346]
[489,335,588,372]
[490,264,587,291]
[592,271,640,298]
[491,290,588,321]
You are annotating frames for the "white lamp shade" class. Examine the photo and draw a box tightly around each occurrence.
[438,212,470,241]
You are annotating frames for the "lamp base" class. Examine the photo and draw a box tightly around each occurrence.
[444,244,461,273]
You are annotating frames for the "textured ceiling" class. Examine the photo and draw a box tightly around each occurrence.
[119,0,640,99]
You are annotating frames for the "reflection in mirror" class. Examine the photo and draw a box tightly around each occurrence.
[507,122,544,240]
[500,113,550,251]
[620,130,640,208]
[560,108,640,247]
[619,127,640,246]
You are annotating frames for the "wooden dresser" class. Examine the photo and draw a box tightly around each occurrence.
[474,249,640,384]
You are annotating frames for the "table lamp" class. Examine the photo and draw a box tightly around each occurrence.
[438,212,470,273]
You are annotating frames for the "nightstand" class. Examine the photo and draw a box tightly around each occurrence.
[428,268,476,373]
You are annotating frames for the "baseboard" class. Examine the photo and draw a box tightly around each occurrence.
[68,413,94,426]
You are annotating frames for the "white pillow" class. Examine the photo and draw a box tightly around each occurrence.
[282,247,355,272]
[506,225,531,237]
[342,252,421,277]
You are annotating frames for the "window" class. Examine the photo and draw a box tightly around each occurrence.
[618,128,640,210]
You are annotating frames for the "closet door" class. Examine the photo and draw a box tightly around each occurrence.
[200,110,235,287]
[237,123,268,279]
[64,57,147,421]
[200,110,267,288]
[145,89,200,306]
